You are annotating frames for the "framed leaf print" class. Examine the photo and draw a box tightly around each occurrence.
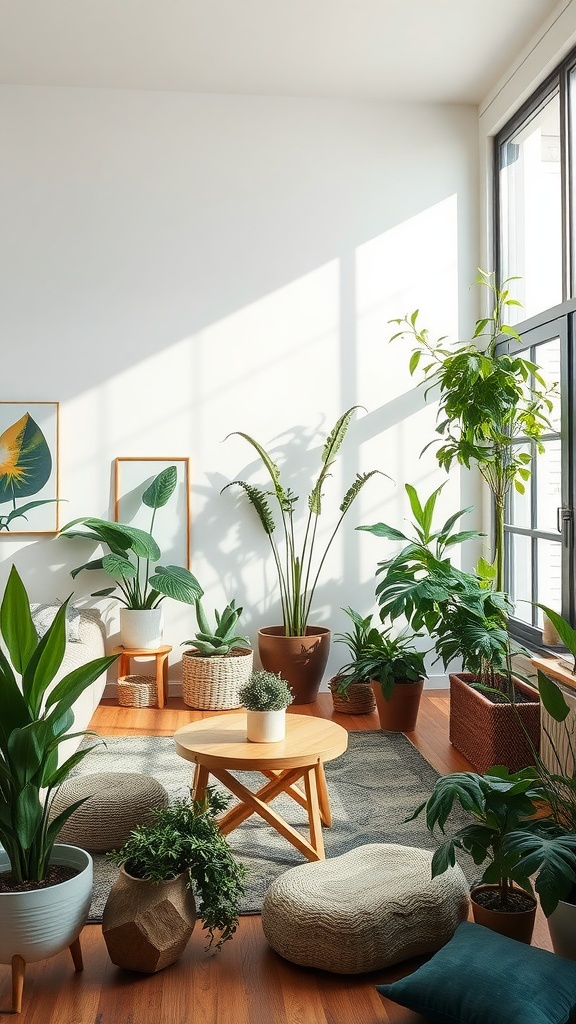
[114,457,191,569]
[0,402,60,533]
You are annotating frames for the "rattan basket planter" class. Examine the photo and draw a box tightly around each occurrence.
[328,676,376,715]
[117,674,158,708]
[449,672,540,774]
[181,647,253,710]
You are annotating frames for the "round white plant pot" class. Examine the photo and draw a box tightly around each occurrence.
[0,844,93,965]
[548,898,576,960]
[246,709,287,743]
[120,608,163,650]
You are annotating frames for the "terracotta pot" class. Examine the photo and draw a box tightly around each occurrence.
[371,678,424,732]
[470,884,537,944]
[257,626,331,705]
[449,672,540,774]
[102,868,196,973]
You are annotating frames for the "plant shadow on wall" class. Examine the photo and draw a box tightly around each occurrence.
[220,407,391,702]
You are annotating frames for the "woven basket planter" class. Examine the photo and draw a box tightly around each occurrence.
[181,647,253,710]
[328,677,376,715]
[118,674,158,708]
[449,672,540,774]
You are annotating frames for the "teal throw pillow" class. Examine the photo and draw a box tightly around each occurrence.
[376,921,576,1024]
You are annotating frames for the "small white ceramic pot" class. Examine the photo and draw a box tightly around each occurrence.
[246,709,287,742]
[120,608,163,649]
[548,898,576,960]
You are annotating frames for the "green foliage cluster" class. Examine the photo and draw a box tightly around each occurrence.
[59,466,203,610]
[390,270,557,590]
[0,565,118,882]
[223,407,387,636]
[238,670,294,711]
[334,606,426,700]
[182,598,250,657]
[107,789,246,951]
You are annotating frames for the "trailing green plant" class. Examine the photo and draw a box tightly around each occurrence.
[411,762,576,917]
[390,270,557,591]
[107,788,247,950]
[0,564,118,882]
[222,407,388,635]
[182,598,251,656]
[59,466,203,610]
[238,670,294,711]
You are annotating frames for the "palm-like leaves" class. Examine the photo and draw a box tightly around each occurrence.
[223,408,388,634]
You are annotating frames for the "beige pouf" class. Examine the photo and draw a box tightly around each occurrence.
[261,842,470,974]
[50,772,169,852]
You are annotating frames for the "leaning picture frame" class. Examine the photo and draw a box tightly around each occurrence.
[0,401,60,534]
[114,457,191,569]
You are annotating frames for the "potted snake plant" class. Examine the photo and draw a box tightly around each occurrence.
[0,564,119,1012]
[222,406,387,703]
[180,597,253,710]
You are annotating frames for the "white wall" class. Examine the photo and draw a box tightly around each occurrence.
[0,85,480,690]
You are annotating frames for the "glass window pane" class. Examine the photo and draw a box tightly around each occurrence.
[508,443,532,528]
[536,439,562,532]
[499,91,562,321]
[508,533,532,624]
[533,337,561,431]
[536,539,563,627]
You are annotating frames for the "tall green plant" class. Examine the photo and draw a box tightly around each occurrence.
[0,564,118,881]
[390,270,557,590]
[60,466,203,610]
[223,407,387,635]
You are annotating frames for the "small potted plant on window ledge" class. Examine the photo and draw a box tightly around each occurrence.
[238,670,294,742]
[180,597,253,710]
[328,607,377,715]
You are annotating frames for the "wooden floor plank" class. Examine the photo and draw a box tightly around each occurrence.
[0,688,554,1022]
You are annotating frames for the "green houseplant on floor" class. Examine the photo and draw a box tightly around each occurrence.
[0,563,119,1012]
[180,597,253,711]
[59,465,203,648]
[222,406,388,702]
[329,607,377,715]
[103,788,247,972]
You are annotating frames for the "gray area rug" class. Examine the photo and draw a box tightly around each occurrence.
[69,730,475,923]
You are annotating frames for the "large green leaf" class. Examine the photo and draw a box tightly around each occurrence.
[44,655,119,719]
[537,604,576,660]
[0,413,52,504]
[148,565,204,604]
[0,564,37,675]
[102,553,137,579]
[537,669,571,723]
[504,826,576,916]
[141,466,177,510]
[21,599,69,715]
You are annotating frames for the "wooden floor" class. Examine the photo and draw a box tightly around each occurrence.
[0,690,553,1023]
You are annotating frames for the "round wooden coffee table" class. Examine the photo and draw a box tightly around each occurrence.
[173,713,348,862]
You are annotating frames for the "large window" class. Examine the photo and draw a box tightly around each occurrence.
[495,52,576,646]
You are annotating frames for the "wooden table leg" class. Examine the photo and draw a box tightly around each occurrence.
[11,954,25,1014]
[304,765,325,859]
[315,761,332,826]
[69,935,84,972]
[155,653,164,709]
[217,767,306,833]
[161,652,169,707]
[191,762,209,802]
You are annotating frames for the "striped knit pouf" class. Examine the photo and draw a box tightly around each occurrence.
[261,843,470,974]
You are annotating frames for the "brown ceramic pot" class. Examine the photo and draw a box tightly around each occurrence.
[371,677,424,732]
[257,626,331,704]
[470,884,537,944]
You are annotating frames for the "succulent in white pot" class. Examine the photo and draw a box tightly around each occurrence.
[239,670,294,742]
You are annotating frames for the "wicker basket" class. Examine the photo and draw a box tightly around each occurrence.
[449,672,540,773]
[328,676,376,715]
[118,674,158,708]
[181,648,253,710]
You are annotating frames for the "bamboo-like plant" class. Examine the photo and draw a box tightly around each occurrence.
[222,407,387,636]
[390,270,557,591]
[0,564,118,882]
[60,466,203,610]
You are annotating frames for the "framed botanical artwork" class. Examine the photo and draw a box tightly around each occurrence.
[0,402,60,533]
[114,457,191,569]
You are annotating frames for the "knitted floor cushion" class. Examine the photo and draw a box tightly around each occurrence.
[50,772,169,852]
[261,842,470,974]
